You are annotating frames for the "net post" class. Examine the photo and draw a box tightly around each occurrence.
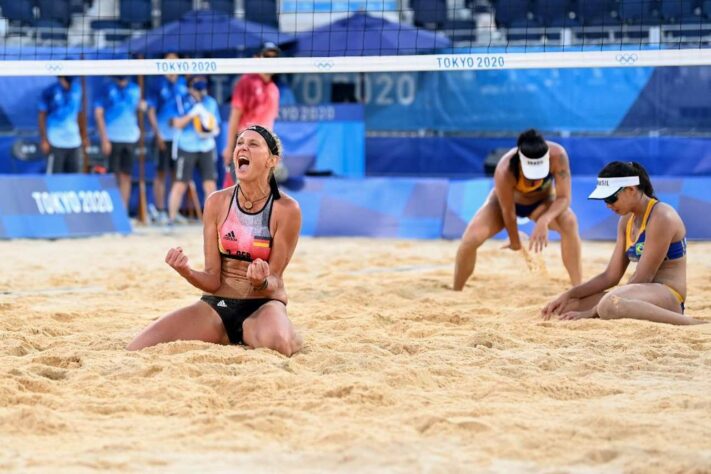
[187,182,203,221]
[136,72,149,225]
[79,63,90,174]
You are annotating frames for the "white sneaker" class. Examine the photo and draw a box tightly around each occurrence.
[173,213,189,225]
[156,211,169,226]
[148,203,160,222]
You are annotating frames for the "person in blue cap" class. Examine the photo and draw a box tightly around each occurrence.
[37,76,85,174]
[166,75,221,224]
[94,75,142,212]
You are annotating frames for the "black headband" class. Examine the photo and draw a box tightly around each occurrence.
[243,125,279,155]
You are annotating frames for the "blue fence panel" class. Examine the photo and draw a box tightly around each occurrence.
[286,175,711,240]
[0,174,131,239]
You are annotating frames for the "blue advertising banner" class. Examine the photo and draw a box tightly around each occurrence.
[275,104,365,177]
[286,65,711,134]
[289,177,449,238]
[365,136,711,178]
[0,174,131,239]
[442,176,711,241]
[3,174,710,240]
[286,68,656,133]
[286,176,711,240]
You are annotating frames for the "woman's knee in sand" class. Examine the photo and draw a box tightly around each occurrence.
[246,312,302,357]
[597,292,626,320]
[259,327,301,357]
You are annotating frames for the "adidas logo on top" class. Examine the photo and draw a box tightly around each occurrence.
[223,231,237,241]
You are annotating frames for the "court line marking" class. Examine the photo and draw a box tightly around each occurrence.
[346,264,451,275]
[0,286,105,297]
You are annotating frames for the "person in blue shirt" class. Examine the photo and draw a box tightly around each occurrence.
[167,75,221,224]
[37,76,85,174]
[94,75,142,210]
[146,53,188,224]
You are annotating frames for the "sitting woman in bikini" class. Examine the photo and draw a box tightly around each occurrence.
[543,161,706,325]
[127,125,304,354]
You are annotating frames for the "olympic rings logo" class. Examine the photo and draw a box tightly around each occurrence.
[46,63,63,72]
[314,61,335,71]
[615,54,639,65]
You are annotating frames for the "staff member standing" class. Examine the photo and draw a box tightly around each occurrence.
[37,76,84,174]
[94,75,142,211]
[167,75,221,225]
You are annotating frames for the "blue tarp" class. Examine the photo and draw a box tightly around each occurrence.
[124,10,294,56]
[292,12,450,56]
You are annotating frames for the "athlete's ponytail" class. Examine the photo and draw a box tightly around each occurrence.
[629,162,656,199]
[269,172,281,200]
[598,161,656,199]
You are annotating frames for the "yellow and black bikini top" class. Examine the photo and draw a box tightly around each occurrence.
[514,168,553,194]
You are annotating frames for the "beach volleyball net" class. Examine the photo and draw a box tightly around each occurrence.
[0,1,709,228]
[0,1,710,76]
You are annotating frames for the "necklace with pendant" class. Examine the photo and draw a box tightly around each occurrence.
[238,185,268,210]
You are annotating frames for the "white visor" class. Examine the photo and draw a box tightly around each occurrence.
[588,176,640,200]
[519,149,550,180]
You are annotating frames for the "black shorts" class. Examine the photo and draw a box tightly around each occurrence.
[175,149,216,182]
[515,199,546,218]
[109,141,137,175]
[201,296,275,344]
[48,146,81,174]
[156,139,174,173]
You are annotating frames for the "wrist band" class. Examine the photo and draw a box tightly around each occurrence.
[253,278,268,291]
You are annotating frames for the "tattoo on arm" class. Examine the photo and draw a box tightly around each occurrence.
[556,169,570,180]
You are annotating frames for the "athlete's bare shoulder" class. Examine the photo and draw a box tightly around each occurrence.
[546,141,568,159]
[649,201,684,229]
[208,186,235,202]
[203,186,233,214]
[546,140,564,149]
[271,191,302,237]
[274,191,301,216]
[494,146,518,175]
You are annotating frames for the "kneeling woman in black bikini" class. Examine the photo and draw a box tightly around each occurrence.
[543,161,706,325]
[128,125,304,355]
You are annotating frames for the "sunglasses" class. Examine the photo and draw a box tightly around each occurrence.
[604,187,623,204]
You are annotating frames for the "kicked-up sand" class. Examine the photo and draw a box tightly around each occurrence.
[0,227,710,473]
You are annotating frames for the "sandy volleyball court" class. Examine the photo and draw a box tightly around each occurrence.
[1,228,710,473]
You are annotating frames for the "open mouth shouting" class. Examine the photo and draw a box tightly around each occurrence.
[237,155,250,172]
